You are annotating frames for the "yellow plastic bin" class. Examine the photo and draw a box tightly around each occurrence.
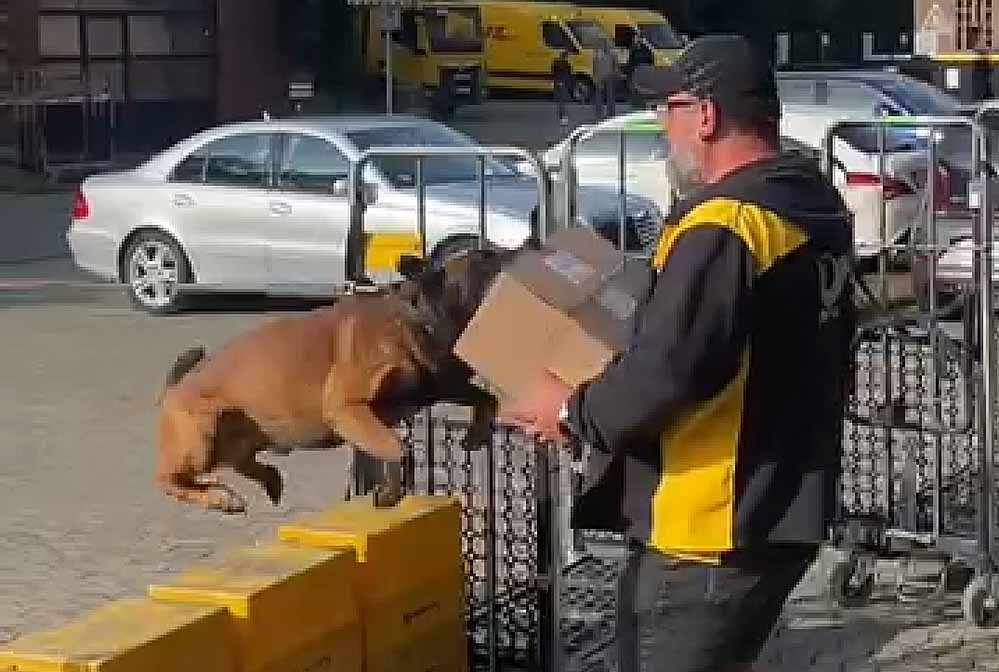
[0,597,235,672]
[279,496,468,672]
[148,542,362,672]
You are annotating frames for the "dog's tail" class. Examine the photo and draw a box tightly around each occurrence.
[156,345,206,405]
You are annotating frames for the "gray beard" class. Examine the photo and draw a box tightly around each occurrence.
[665,151,704,201]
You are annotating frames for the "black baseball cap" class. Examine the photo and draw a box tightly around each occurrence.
[632,34,779,118]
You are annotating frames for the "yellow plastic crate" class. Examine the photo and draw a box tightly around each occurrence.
[366,617,468,672]
[278,496,465,652]
[0,597,235,672]
[148,542,362,672]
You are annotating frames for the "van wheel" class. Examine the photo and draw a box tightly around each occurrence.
[572,75,595,103]
[121,231,191,315]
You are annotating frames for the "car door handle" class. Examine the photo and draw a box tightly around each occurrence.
[172,193,195,207]
[269,201,292,216]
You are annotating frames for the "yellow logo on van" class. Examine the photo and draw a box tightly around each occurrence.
[485,25,513,40]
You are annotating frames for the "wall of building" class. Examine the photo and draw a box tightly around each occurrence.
[1,0,290,157]
[216,0,286,121]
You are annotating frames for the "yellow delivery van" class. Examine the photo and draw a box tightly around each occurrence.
[361,3,487,115]
[575,7,686,68]
[476,1,613,102]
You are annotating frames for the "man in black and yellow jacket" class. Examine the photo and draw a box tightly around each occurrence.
[501,35,855,671]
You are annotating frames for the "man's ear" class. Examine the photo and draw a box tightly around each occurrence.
[397,254,427,280]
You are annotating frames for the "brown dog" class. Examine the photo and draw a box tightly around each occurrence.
[155,247,518,513]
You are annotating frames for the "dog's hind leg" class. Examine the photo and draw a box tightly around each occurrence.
[233,458,284,505]
[156,396,246,513]
[157,474,247,513]
[213,411,284,506]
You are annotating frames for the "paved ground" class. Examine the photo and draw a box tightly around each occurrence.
[1,99,997,670]
[0,287,352,645]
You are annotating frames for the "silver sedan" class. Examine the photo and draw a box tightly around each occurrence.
[69,114,660,313]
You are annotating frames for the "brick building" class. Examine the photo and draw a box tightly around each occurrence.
[1,0,289,157]
[914,0,997,54]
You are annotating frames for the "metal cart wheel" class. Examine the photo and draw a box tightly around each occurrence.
[962,576,994,627]
[828,557,875,608]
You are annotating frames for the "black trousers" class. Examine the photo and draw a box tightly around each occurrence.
[614,543,817,672]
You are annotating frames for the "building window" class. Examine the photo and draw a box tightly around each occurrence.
[42,1,211,9]
[986,0,994,48]
[128,14,214,56]
[39,14,81,57]
[87,17,123,57]
[956,0,995,49]
[128,58,213,100]
[0,7,9,90]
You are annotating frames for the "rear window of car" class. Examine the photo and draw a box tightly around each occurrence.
[834,126,925,154]
[868,77,962,115]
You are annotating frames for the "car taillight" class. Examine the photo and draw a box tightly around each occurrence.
[845,172,914,200]
[72,187,90,219]
[933,165,952,210]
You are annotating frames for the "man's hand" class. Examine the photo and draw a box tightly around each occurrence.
[498,371,574,444]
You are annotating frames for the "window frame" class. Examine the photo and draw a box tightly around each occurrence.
[168,132,276,189]
[274,132,352,195]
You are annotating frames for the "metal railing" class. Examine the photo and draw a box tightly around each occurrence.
[344,144,562,672]
[822,110,999,620]
[346,145,549,283]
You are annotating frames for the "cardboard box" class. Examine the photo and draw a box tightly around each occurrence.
[454,227,652,400]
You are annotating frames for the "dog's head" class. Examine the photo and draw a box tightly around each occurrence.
[395,238,540,348]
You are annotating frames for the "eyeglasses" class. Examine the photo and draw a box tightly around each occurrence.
[655,98,700,114]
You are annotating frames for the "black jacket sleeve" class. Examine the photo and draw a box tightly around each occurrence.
[565,225,754,453]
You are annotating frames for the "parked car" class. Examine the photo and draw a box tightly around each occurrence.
[68,114,661,313]
[777,70,972,263]
[541,109,894,257]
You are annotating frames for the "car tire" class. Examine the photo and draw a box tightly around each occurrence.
[121,231,191,315]
[571,75,595,104]
[430,236,479,270]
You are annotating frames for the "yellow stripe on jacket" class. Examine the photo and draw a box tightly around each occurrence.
[648,198,809,561]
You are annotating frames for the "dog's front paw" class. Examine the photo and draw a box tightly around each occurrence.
[262,465,284,506]
[215,489,247,514]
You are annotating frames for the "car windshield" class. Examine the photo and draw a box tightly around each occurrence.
[567,20,609,49]
[346,125,517,187]
[638,22,683,49]
[868,76,962,115]
[425,7,483,54]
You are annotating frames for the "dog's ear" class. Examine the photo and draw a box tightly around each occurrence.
[397,254,427,280]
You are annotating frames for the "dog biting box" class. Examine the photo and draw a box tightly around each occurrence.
[0,597,235,672]
[278,496,467,672]
[454,227,652,400]
[148,542,362,672]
